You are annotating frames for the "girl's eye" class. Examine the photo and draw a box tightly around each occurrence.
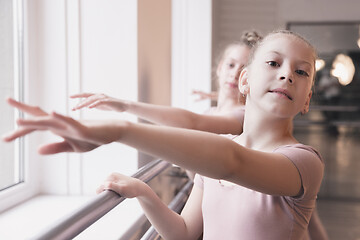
[295,69,309,77]
[267,61,280,67]
[228,63,235,68]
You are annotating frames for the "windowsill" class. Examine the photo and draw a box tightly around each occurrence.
[0,194,145,240]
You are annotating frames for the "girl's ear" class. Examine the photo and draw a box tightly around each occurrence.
[239,68,250,95]
[302,90,312,115]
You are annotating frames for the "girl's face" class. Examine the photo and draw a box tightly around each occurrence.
[217,45,250,99]
[242,34,315,118]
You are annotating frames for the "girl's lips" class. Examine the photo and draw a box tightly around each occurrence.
[269,88,293,100]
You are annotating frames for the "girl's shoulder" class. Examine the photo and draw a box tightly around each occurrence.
[275,144,324,201]
[273,143,324,163]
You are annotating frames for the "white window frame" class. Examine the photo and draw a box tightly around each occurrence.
[0,0,40,213]
[171,0,212,113]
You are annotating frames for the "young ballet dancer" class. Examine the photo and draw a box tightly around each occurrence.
[70,30,328,239]
[3,30,325,239]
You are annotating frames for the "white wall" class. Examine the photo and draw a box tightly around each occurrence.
[27,0,139,195]
[277,0,360,23]
[212,0,279,63]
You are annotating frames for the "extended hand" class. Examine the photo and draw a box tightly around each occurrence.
[2,98,122,154]
[191,90,218,102]
[71,93,130,112]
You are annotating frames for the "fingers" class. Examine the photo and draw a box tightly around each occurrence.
[96,181,118,194]
[87,100,106,109]
[191,90,209,101]
[2,98,49,142]
[16,114,67,131]
[51,111,82,128]
[70,93,95,98]
[96,173,131,196]
[98,181,132,197]
[75,99,107,110]
[2,128,35,142]
[193,97,206,102]
[71,94,104,111]
[191,90,205,95]
[96,184,105,194]
[7,97,48,116]
[3,112,82,143]
[71,93,120,112]
[38,141,74,155]
[16,112,81,132]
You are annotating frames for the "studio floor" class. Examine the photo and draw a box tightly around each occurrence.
[294,124,360,240]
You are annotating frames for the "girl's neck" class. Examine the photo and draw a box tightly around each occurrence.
[237,104,297,151]
[216,91,242,113]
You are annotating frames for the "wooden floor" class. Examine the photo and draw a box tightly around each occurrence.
[317,198,360,240]
[294,125,360,239]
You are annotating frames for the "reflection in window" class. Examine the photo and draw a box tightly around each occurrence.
[0,0,24,191]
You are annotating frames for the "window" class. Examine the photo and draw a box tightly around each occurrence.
[0,0,24,191]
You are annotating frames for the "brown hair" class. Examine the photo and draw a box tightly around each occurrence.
[239,30,263,48]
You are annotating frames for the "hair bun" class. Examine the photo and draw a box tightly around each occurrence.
[240,31,263,47]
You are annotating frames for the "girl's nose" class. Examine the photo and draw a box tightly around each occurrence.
[278,63,294,84]
[280,76,293,84]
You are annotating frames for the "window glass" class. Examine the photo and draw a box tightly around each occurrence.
[0,0,24,191]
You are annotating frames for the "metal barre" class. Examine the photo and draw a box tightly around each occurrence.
[31,159,172,240]
[140,181,193,240]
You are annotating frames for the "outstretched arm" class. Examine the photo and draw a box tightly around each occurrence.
[71,93,243,134]
[116,121,302,197]
[3,98,301,197]
[191,89,218,102]
[97,173,203,240]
